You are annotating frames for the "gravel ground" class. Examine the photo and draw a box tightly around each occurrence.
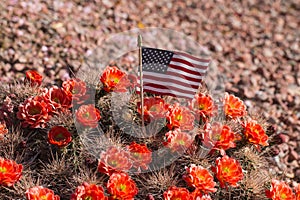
[0,0,299,183]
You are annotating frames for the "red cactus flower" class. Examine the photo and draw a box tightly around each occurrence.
[191,189,212,200]
[25,70,43,86]
[137,97,169,122]
[183,164,217,193]
[0,157,23,187]
[242,119,269,147]
[100,66,131,92]
[224,93,247,118]
[202,122,236,153]
[62,78,87,104]
[0,122,8,140]
[98,147,132,176]
[17,96,52,128]
[295,183,300,200]
[70,182,107,200]
[164,129,193,152]
[166,103,195,131]
[198,195,212,200]
[26,186,60,200]
[76,104,101,128]
[163,186,192,200]
[107,172,138,200]
[43,86,72,112]
[266,180,296,200]
[48,126,72,147]
[127,142,152,171]
[189,93,214,121]
[211,155,243,188]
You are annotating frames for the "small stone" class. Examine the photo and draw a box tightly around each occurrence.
[3,64,11,72]
[285,171,295,179]
[19,56,27,63]
[278,133,290,143]
[274,33,284,42]
[255,91,268,101]
[263,48,273,57]
[288,150,299,161]
[14,63,25,71]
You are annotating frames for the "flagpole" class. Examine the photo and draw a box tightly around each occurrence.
[138,34,145,129]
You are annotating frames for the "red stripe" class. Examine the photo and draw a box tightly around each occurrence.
[171,58,193,67]
[165,71,203,83]
[171,57,208,70]
[174,51,210,62]
[143,74,200,89]
[143,83,196,95]
[168,64,202,76]
[143,89,193,99]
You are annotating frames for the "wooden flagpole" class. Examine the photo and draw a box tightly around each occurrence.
[138,34,145,129]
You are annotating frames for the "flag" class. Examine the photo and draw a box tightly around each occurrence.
[137,47,210,99]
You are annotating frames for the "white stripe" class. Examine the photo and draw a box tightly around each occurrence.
[140,71,202,86]
[138,78,198,92]
[172,54,210,67]
[167,68,204,79]
[137,86,195,99]
[169,61,207,74]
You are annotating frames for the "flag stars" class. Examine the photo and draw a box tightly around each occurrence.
[142,48,173,73]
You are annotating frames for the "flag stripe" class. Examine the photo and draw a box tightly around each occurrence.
[142,83,196,94]
[165,71,203,83]
[169,61,207,74]
[137,85,195,99]
[142,76,199,90]
[168,64,203,76]
[142,71,202,85]
[171,57,208,70]
[166,69,204,81]
[173,51,210,63]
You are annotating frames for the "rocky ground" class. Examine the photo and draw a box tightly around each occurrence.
[0,0,299,184]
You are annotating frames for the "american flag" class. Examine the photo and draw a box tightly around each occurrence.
[137,47,210,99]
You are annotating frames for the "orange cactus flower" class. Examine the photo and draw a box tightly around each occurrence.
[224,93,247,118]
[76,104,101,128]
[70,182,107,200]
[198,195,212,200]
[62,78,87,104]
[107,172,138,200]
[166,103,195,131]
[0,122,8,140]
[43,86,72,112]
[0,157,23,187]
[48,126,72,147]
[100,66,131,93]
[17,96,52,128]
[202,122,236,153]
[98,147,132,176]
[295,183,300,200]
[25,70,43,86]
[266,180,296,200]
[189,93,214,121]
[212,155,243,188]
[163,186,192,200]
[137,97,169,122]
[197,195,212,200]
[164,129,193,153]
[127,142,152,171]
[191,189,212,200]
[26,186,60,200]
[242,119,269,147]
[183,164,217,193]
